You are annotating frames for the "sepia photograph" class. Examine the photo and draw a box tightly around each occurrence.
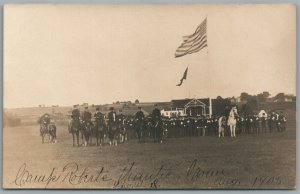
[3,4,296,189]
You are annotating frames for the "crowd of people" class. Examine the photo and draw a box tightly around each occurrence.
[39,104,288,145]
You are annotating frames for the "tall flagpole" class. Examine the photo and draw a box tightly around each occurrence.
[209,97,212,118]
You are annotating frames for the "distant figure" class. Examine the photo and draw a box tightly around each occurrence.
[135,106,145,143]
[261,113,267,133]
[82,106,92,125]
[278,111,287,132]
[152,104,163,143]
[94,107,106,146]
[40,113,50,130]
[69,105,82,147]
[39,113,56,143]
[108,107,118,146]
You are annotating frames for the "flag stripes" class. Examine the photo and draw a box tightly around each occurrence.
[175,18,207,58]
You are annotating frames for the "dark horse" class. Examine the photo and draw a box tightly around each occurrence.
[68,119,82,146]
[152,119,163,143]
[40,123,57,144]
[135,119,146,143]
[81,121,94,146]
[94,118,106,146]
[108,122,119,146]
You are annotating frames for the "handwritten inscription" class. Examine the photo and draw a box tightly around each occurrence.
[13,163,112,188]
[113,162,172,188]
[11,161,289,188]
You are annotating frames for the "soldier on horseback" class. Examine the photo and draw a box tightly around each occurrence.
[108,107,118,146]
[135,106,145,143]
[82,106,92,126]
[118,109,127,143]
[94,107,106,146]
[40,113,50,127]
[152,104,163,143]
[39,113,57,143]
[39,113,51,136]
[81,106,93,146]
[69,105,82,146]
[70,105,81,132]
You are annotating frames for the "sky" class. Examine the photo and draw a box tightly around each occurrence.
[3,4,296,108]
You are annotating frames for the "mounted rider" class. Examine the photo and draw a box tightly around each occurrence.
[94,107,105,126]
[82,106,92,126]
[39,113,51,135]
[71,105,81,121]
[117,109,126,126]
[108,107,118,146]
[152,104,163,142]
[135,107,145,123]
[40,113,51,127]
[135,106,145,142]
[69,105,81,133]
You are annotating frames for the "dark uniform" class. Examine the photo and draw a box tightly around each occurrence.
[40,114,50,127]
[135,110,145,122]
[261,113,267,133]
[71,108,80,121]
[40,114,51,135]
[277,112,287,132]
[94,109,104,121]
[270,112,277,132]
[152,105,162,142]
[82,108,92,125]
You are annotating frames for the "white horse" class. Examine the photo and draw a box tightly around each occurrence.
[218,116,226,138]
[227,107,238,137]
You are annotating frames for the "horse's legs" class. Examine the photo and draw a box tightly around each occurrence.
[233,125,236,137]
[96,131,99,146]
[230,125,233,137]
[42,133,44,144]
[72,133,75,146]
[76,131,79,146]
[80,130,84,145]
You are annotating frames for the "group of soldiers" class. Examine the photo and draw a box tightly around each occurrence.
[39,105,288,145]
[68,104,164,145]
[160,111,287,138]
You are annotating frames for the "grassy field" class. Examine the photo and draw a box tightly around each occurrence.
[3,115,296,189]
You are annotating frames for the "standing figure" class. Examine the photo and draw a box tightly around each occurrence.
[278,112,287,132]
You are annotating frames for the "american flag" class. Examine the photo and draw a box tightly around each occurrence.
[175,18,207,58]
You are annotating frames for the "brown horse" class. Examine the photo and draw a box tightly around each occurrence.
[40,123,57,144]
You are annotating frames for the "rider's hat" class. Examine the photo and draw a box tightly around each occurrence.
[110,107,114,110]
[96,107,100,111]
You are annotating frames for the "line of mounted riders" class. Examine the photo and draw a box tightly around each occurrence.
[67,104,165,147]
